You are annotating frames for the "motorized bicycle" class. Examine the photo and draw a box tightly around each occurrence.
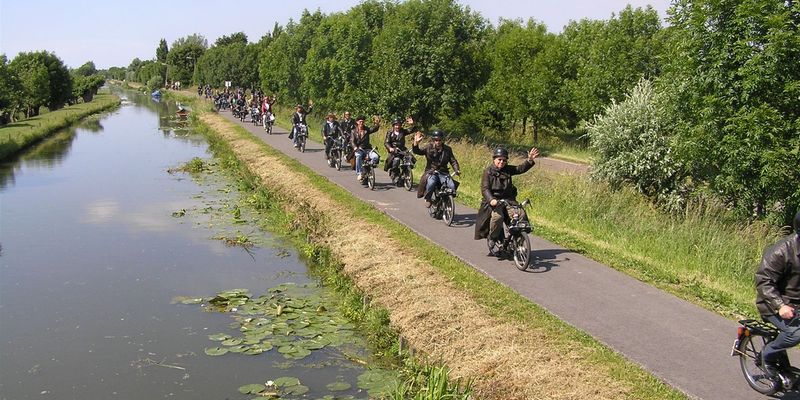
[358,149,380,190]
[388,149,416,191]
[294,123,308,152]
[250,107,261,126]
[328,135,348,170]
[732,316,800,395]
[487,199,533,271]
[262,111,274,134]
[427,172,458,226]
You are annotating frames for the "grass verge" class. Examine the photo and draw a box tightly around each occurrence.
[185,97,686,399]
[0,92,120,160]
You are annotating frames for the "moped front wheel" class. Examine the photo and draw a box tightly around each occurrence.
[335,153,342,171]
[403,169,413,191]
[739,335,781,395]
[442,195,455,226]
[367,169,375,190]
[512,233,532,271]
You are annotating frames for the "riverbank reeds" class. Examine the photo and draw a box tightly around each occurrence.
[186,100,685,399]
[0,92,120,160]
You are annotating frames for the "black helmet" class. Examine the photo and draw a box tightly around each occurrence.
[794,210,800,235]
[493,147,509,159]
[392,117,403,126]
[356,115,366,122]
[430,130,445,140]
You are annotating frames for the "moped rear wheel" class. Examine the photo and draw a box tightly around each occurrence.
[367,169,375,190]
[512,233,532,271]
[335,153,342,171]
[300,137,306,153]
[739,335,781,395]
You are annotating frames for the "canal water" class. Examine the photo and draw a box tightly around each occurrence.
[0,89,392,399]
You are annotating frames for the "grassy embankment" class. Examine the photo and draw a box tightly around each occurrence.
[0,92,120,160]
[179,93,686,400]
[264,100,775,319]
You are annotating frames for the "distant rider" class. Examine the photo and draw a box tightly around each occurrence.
[474,146,539,242]
[412,130,460,207]
[290,100,314,148]
[755,210,800,378]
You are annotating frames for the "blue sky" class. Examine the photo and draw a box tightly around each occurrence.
[1,0,671,69]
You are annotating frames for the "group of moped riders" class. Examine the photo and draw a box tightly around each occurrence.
[286,102,540,247]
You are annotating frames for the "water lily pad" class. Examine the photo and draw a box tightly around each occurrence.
[221,337,243,346]
[357,369,400,397]
[237,383,265,394]
[326,381,351,391]
[208,333,231,341]
[204,347,228,356]
[273,376,301,387]
[283,384,309,395]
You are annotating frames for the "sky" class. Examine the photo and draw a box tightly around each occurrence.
[0,0,671,70]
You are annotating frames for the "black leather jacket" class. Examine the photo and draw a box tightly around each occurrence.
[322,121,341,139]
[351,125,380,151]
[756,234,800,318]
[412,142,459,175]
[384,128,413,152]
[480,160,535,203]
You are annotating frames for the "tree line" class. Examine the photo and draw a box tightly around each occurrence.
[0,52,106,124]
[121,0,797,225]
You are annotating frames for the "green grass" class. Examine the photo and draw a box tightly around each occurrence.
[0,92,120,160]
[186,102,686,400]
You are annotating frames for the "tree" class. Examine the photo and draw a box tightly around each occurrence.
[215,32,248,47]
[366,0,490,129]
[0,55,23,123]
[168,34,207,85]
[9,51,72,115]
[156,39,168,63]
[663,0,800,224]
[73,61,97,77]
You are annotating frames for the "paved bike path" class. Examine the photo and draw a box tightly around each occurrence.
[225,113,765,400]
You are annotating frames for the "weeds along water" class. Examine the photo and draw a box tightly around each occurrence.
[185,120,475,400]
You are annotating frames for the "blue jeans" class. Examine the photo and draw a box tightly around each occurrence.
[763,314,800,364]
[425,172,453,201]
[355,149,379,175]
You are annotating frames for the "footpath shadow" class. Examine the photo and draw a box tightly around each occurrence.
[773,390,800,399]
[451,212,476,227]
[525,248,574,274]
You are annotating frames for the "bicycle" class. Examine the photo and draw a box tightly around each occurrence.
[732,317,800,395]
[388,149,416,191]
[294,123,308,152]
[487,199,533,271]
[358,149,380,190]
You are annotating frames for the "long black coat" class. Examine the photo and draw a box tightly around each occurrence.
[755,234,800,318]
[474,159,535,240]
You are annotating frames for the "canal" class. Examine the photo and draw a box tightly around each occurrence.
[0,88,394,399]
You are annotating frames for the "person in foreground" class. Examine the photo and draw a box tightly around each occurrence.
[474,146,539,243]
[755,210,800,378]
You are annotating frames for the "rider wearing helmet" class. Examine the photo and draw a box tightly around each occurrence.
[384,116,416,178]
[350,115,381,181]
[474,146,539,242]
[755,210,800,378]
[412,129,460,207]
[290,100,314,148]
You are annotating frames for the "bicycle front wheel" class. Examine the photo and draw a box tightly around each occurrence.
[442,195,455,226]
[403,169,413,191]
[512,233,532,271]
[739,334,781,395]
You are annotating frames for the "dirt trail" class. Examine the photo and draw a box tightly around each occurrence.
[200,113,632,399]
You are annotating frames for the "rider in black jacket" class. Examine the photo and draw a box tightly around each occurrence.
[350,115,381,181]
[384,116,416,177]
[755,210,800,377]
[322,113,342,161]
[474,146,539,241]
[412,130,460,206]
[290,101,313,148]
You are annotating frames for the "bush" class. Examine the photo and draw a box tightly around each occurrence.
[146,76,162,92]
[587,78,686,211]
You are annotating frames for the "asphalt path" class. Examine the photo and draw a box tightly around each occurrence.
[222,112,791,400]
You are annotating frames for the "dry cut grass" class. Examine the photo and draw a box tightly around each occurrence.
[200,113,635,399]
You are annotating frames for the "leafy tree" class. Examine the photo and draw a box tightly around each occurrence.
[588,78,685,210]
[9,51,72,115]
[663,0,800,224]
[0,54,23,123]
[156,38,168,63]
[561,6,663,126]
[194,42,259,88]
[367,0,490,129]
[215,32,248,47]
[73,61,97,77]
[168,34,207,85]
[103,66,127,80]
[71,74,105,102]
